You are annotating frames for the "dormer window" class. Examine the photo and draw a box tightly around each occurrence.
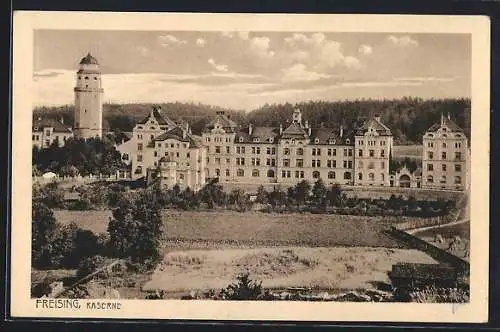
[329,139,336,145]
[346,139,350,144]
[269,137,274,143]
[253,138,259,143]
[314,138,320,144]
[137,126,143,130]
[34,127,38,131]
[84,76,89,80]
[455,134,462,138]
[239,137,244,142]
[151,127,155,130]
[291,139,296,144]
[442,134,448,138]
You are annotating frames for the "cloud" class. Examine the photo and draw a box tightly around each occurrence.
[208,58,229,72]
[238,31,250,40]
[281,64,330,82]
[158,34,188,47]
[282,33,362,71]
[136,46,151,56]
[358,44,373,55]
[394,76,458,83]
[387,35,418,47]
[195,38,206,47]
[249,36,275,58]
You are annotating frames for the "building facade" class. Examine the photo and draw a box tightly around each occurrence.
[32,117,73,149]
[421,114,469,191]
[202,109,392,187]
[73,52,104,139]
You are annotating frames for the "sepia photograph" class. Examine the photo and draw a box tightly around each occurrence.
[11,12,490,322]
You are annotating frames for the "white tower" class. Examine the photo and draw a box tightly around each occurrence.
[74,52,104,139]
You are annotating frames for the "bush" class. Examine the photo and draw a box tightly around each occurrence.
[77,255,106,279]
[219,273,263,300]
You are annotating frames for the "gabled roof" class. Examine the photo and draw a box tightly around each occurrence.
[235,126,280,144]
[32,118,73,133]
[426,115,464,133]
[137,107,177,127]
[281,122,308,139]
[154,127,200,148]
[355,117,392,136]
[204,113,238,133]
[309,128,354,145]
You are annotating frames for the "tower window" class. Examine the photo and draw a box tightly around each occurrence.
[84,109,87,113]
[78,76,81,80]
[94,77,97,80]
[84,76,89,80]
[85,85,88,88]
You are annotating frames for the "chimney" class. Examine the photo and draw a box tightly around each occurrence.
[340,125,343,138]
[279,123,283,135]
[248,123,253,136]
[184,123,189,138]
[60,117,64,124]
[441,113,445,125]
[374,114,381,122]
[447,113,451,120]
[308,127,312,136]
[38,116,42,121]
[305,120,309,129]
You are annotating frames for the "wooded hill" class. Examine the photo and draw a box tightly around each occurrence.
[33,97,470,145]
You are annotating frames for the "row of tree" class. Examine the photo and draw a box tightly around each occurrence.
[32,137,126,177]
[34,97,470,144]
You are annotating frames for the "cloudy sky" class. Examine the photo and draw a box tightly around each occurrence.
[33,30,470,111]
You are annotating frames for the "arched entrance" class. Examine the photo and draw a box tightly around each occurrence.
[399,174,411,188]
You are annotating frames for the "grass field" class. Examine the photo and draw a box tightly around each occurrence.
[54,209,404,249]
[143,246,437,294]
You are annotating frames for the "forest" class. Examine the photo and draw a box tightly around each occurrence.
[33,97,470,145]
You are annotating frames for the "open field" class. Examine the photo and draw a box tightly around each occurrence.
[143,246,437,294]
[54,210,405,249]
[393,145,423,158]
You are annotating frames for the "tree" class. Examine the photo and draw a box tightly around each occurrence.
[199,180,226,209]
[268,187,285,210]
[255,185,268,204]
[311,178,328,210]
[219,273,263,300]
[229,188,251,212]
[77,255,106,279]
[32,201,58,268]
[293,180,311,208]
[107,189,163,266]
[326,184,342,207]
[33,182,65,209]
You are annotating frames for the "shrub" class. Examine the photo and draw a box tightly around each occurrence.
[219,273,263,300]
[76,255,106,279]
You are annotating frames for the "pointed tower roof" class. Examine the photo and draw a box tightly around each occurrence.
[79,52,99,65]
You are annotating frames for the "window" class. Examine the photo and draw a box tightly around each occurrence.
[358,149,363,157]
[343,161,348,168]
[154,151,158,157]
[442,164,447,171]
[442,142,447,148]
[215,146,221,153]
[283,159,290,167]
[297,148,304,155]
[381,161,385,169]
[348,161,353,168]
[368,162,374,169]
[427,175,434,183]
[313,171,320,179]
[312,148,321,156]
[381,173,385,181]
[312,160,321,167]
[236,157,245,166]
[135,166,143,174]
[427,142,434,148]
[348,149,353,157]
[441,151,447,160]
[151,135,155,141]
[226,158,230,164]
[215,169,221,177]
[358,161,364,169]
[251,158,261,166]
[440,175,447,183]
[122,154,129,161]
[358,173,363,180]
[187,152,191,158]
[32,135,35,140]
[455,176,462,184]
[369,150,375,157]
[137,154,143,162]
[455,164,462,172]
[171,144,174,148]
[428,151,434,159]
[284,148,290,155]
[45,129,51,136]
[359,140,364,145]
[237,169,244,177]
[271,147,276,155]
[226,146,230,153]
[267,170,275,178]
[427,163,434,171]
[296,159,304,167]
[253,138,260,143]
[328,171,335,179]
[455,142,462,148]
[215,158,221,165]
[226,169,230,176]
[369,173,375,181]
[266,147,271,154]
[327,160,337,168]
[252,169,259,177]
[455,152,462,160]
